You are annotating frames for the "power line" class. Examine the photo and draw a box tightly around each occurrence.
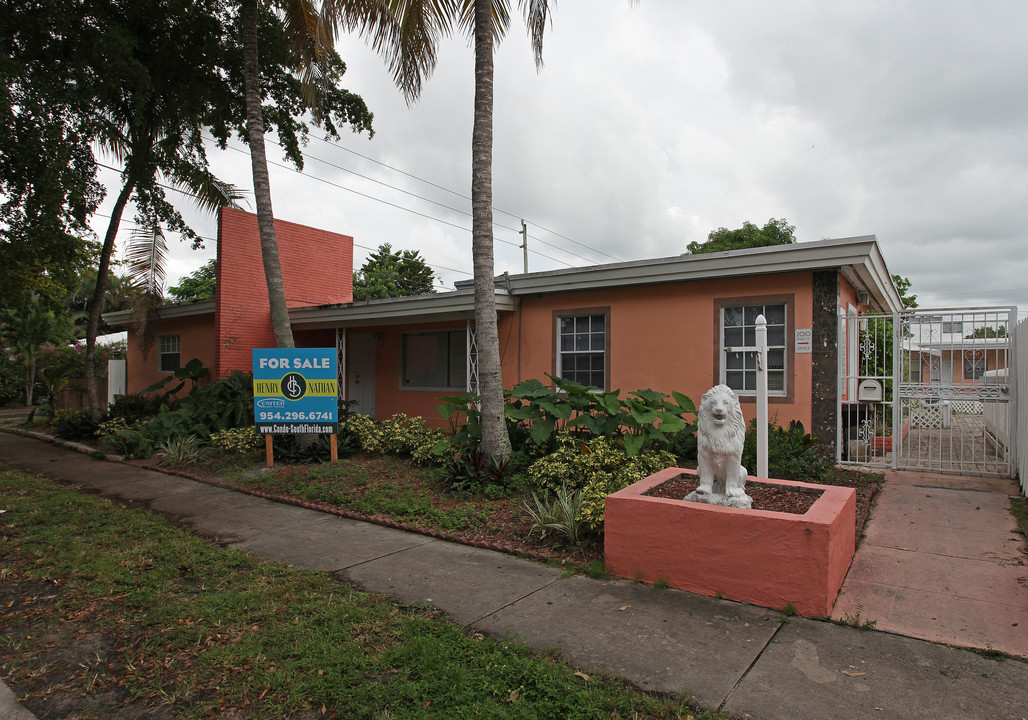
[94,188,468,287]
[217,140,578,269]
[311,133,624,263]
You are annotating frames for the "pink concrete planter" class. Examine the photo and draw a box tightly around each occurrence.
[604,468,857,617]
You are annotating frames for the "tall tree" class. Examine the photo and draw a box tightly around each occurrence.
[687,218,796,254]
[4,0,373,417]
[239,0,375,351]
[0,1,104,317]
[341,0,552,460]
[353,243,436,299]
[168,259,219,303]
[892,274,918,309]
[82,0,245,418]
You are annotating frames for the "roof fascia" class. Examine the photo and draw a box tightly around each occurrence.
[495,237,886,295]
[102,299,216,327]
[289,291,517,329]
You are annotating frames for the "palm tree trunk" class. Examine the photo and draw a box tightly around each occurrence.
[85,175,135,419]
[471,1,511,460]
[241,0,295,350]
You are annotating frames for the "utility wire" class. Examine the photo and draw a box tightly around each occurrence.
[311,133,625,263]
[217,140,577,269]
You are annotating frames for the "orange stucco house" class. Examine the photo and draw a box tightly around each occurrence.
[106,207,903,458]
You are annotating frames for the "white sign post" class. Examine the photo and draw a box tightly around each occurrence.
[756,315,769,478]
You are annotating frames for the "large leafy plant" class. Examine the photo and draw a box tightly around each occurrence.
[504,375,696,456]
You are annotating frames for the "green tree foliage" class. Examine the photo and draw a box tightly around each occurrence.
[65,270,141,337]
[967,325,1006,339]
[3,0,373,417]
[687,218,796,254]
[0,293,79,407]
[0,2,104,318]
[353,244,436,300]
[168,260,218,303]
[892,274,918,309]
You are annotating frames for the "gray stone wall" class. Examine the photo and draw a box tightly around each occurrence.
[811,271,838,459]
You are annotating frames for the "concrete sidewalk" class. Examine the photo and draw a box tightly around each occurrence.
[833,469,1027,657]
[2,431,1027,720]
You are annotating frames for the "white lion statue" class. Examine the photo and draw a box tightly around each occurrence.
[685,384,752,509]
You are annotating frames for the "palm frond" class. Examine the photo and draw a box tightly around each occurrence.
[130,290,164,361]
[125,222,168,361]
[124,222,168,298]
[322,0,456,104]
[163,160,243,215]
[457,0,512,51]
[521,0,551,69]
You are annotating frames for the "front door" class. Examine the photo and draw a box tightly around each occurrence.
[347,333,376,417]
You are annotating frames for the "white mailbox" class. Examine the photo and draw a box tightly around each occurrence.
[857,379,884,402]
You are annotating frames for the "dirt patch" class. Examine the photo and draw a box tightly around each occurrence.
[643,474,823,514]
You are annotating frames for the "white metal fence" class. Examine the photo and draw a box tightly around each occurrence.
[1016,316,1028,495]
[839,308,1018,480]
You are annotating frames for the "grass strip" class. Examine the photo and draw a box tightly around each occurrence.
[0,468,715,719]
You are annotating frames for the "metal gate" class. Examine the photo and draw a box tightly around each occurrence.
[838,307,1017,477]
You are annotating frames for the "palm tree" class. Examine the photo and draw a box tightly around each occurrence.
[335,0,552,460]
[240,0,295,349]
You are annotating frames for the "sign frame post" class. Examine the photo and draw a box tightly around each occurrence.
[253,348,339,466]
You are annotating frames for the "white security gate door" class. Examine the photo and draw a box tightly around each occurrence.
[839,308,1017,477]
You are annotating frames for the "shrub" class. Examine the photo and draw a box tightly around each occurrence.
[742,418,832,482]
[380,413,443,461]
[155,434,206,465]
[437,445,520,496]
[51,409,99,440]
[344,414,385,453]
[108,393,170,424]
[0,355,21,406]
[524,486,587,545]
[102,371,254,459]
[345,413,443,464]
[527,434,674,533]
[211,426,262,454]
[272,434,334,464]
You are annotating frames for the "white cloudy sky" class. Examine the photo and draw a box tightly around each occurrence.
[93,1,1028,317]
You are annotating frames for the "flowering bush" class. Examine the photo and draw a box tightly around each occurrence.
[527,433,675,533]
[210,426,262,454]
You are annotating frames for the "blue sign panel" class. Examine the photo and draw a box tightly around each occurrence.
[253,348,338,435]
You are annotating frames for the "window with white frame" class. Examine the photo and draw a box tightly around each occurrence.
[400,330,466,390]
[556,312,607,389]
[158,335,180,373]
[721,303,786,394]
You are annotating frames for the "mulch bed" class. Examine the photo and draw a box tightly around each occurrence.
[643,474,823,514]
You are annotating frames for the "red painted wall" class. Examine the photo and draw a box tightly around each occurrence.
[215,207,354,378]
[501,272,817,430]
[124,313,216,394]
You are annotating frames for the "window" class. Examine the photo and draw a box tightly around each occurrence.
[942,321,964,334]
[556,311,607,389]
[964,351,986,380]
[400,330,466,389]
[158,335,180,373]
[721,303,786,395]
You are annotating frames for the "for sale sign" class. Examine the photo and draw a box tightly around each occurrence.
[253,348,338,434]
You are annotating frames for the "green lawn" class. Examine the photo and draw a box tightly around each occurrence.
[0,468,715,719]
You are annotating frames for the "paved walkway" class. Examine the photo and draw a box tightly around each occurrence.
[2,431,1027,720]
[833,469,1027,657]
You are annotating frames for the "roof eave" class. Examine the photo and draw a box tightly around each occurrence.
[289,290,517,329]
[102,299,216,327]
